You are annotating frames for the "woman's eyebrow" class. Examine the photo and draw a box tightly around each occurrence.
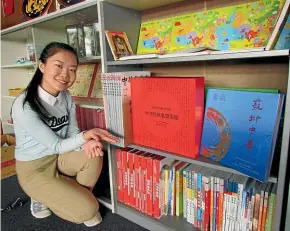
[53,60,77,67]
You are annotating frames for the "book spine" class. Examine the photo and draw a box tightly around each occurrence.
[134,153,140,210]
[140,155,147,213]
[183,169,187,219]
[197,172,202,229]
[116,149,123,202]
[146,157,153,216]
[122,149,129,205]
[176,170,180,216]
[153,158,161,218]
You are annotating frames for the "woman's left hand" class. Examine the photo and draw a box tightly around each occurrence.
[82,140,104,159]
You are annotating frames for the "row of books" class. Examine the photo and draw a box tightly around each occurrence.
[117,147,277,231]
[101,72,284,182]
[105,1,290,60]
[75,105,106,131]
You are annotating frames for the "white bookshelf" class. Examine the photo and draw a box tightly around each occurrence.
[1,1,289,231]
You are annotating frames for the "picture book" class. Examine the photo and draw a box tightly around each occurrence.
[266,0,290,50]
[131,77,204,158]
[137,18,174,55]
[200,89,284,182]
[105,31,134,60]
[136,0,286,54]
[275,13,290,49]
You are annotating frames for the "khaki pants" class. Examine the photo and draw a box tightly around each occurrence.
[16,151,103,224]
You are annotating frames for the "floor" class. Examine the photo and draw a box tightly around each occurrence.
[1,175,148,231]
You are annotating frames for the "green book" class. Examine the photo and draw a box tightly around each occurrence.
[205,87,279,98]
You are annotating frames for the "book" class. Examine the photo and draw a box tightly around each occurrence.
[200,89,284,182]
[266,0,290,50]
[275,13,290,50]
[131,77,204,158]
[101,71,151,147]
[105,31,134,60]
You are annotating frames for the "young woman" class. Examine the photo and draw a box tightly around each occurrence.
[12,42,118,227]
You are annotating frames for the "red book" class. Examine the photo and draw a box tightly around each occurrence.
[146,154,156,216]
[131,77,204,158]
[122,148,130,204]
[116,149,123,202]
[140,153,151,213]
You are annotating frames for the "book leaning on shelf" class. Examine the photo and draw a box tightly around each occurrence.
[131,77,204,159]
[101,71,151,147]
[68,63,102,99]
[200,89,285,182]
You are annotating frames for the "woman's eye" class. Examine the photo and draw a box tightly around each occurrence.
[55,64,62,68]
[70,69,76,73]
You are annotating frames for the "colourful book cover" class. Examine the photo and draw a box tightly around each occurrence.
[137,18,174,55]
[201,89,283,182]
[137,0,286,54]
[275,13,290,49]
[131,77,204,159]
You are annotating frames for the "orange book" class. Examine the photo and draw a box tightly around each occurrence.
[131,77,204,159]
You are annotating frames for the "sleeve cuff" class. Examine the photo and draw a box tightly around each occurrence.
[75,131,86,146]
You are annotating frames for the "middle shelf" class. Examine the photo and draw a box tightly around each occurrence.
[128,144,277,183]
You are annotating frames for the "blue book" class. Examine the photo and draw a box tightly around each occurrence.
[200,89,284,182]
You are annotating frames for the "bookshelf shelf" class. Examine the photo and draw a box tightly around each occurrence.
[106,0,184,10]
[1,63,36,69]
[129,144,278,183]
[0,0,97,37]
[107,50,290,66]
[116,203,198,231]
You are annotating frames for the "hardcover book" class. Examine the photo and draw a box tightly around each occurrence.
[200,89,284,182]
[131,77,204,158]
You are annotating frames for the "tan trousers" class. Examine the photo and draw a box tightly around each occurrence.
[16,151,103,224]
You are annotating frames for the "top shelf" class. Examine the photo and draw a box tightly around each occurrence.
[105,0,184,10]
[107,50,290,66]
[1,0,97,36]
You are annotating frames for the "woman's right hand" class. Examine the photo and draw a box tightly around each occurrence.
[82,140,103,159]
[82,128,119,143]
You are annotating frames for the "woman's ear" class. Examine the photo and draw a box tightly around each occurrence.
[38,61,45,73]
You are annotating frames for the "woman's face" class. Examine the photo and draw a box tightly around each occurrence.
[39,50,78,96]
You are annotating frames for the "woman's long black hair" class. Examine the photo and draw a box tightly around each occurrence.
[19,42,78,121]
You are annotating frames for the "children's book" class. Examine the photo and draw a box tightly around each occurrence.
[275,12,290,49]
[200,89,284,182]
[266,0,290,50]
[136,0,286,54]
[105,31,134,60]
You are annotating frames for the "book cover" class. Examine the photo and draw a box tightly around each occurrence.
[200,89,283,182]
[131,77,204,158]
[137,18,174,55]
[275,12,290,49]
[105,31,134,60]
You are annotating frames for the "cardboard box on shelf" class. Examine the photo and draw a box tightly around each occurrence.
[8,88,25,97]
[1,134,16,180]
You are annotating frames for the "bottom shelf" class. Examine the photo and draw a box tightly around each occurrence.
[115,202,198,231]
